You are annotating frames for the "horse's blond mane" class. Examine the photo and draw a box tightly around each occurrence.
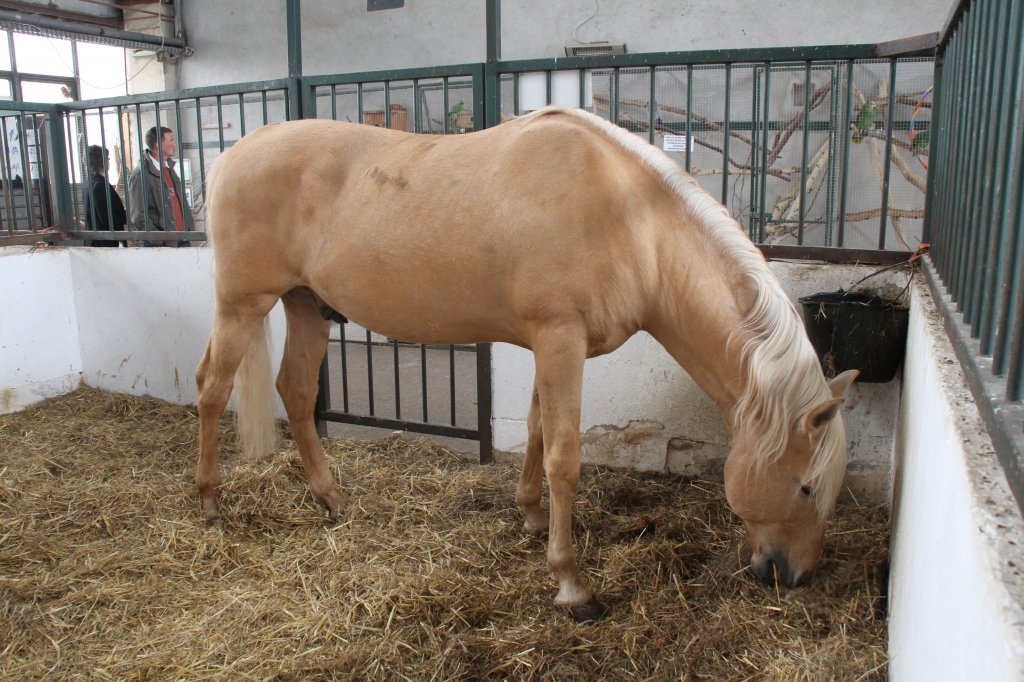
[531,106,846,516]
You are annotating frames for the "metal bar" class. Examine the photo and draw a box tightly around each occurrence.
[340,324,350,412]
[611,68,620,123]
[60,79,296,111]
[0,8,187,54]
[994,0,1024,376]
[393,339,401,420]
[449,345,456,426]
[239,93,246,136]
[963,1,999,327]
[797,61,812,245]
[366,329,375,416]
[648,65,656,144]
[721,62,731,205]
[16,115,37,230]
[749,64,760,239]
[977,0,1014,345]
[46,110,72,230]
[492,43,922,73]
[486,0,501,63]
[877,58,898,250]
[836,58,853,248]
[115,104,129,227]
[0,117,14,236]
[756,244,911,264]
[318,410,479,442]
[443,77,450,134]
[64,110,78,231]
[1009,259,1024,400]
[413,78,420,132]
[951,7,983,305]
[97,108,115,240]
[192,98,206,212]
[216,95,225,152]
[758,62,771,242]
[938,23,967,279]
[685,64,693,173]
[476,343,493,464]
[287,0,302,78]
[421,344,429,422]
[824,63,840,246]
[132,103,152,232]
[303,64,482,88]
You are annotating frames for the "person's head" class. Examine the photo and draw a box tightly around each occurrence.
[144,126,176,160]
[87,145,108,175]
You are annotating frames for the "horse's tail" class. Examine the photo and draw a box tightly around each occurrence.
[235,316,279,460]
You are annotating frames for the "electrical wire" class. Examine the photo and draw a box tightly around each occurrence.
[571,0,601,44]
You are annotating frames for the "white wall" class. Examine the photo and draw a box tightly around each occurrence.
[3,248,902,503]
[177,1,952,88]
[888,278,1024,680]
[0,248,82,412]
[0,247,286,414]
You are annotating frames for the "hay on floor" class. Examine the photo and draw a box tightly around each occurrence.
[0,388,889,680]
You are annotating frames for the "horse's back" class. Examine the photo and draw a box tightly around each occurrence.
[208,110,665,347]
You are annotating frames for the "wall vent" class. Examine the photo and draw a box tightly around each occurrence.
[564,42,627,57]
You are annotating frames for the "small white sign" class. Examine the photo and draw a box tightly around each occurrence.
[663,134,693,153]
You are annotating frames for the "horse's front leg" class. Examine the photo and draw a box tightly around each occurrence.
[515,384,548,535]
[532,330,609,621]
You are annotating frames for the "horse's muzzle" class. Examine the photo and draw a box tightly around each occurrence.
[751,551,809,588]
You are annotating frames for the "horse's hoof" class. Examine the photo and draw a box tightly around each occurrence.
[568,598,610,623]
[522,522,548,538]
[202,498,220,524]
[322,489,348,520]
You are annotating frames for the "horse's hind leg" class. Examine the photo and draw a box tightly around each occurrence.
[196,295,277,521]
[277,288,346,518]
[516,383,548,535]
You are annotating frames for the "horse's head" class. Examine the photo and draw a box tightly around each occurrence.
[724,369,858,588]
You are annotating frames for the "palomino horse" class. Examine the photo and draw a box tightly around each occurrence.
[195,105,858,620]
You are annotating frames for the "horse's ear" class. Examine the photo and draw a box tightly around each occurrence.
[828,369,859,399]
[800,397,844,436]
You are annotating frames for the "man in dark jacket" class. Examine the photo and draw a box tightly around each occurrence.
[83,145,127,247]
[126,126,194,247]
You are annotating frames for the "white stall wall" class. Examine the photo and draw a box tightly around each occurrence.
[888,279,1024,681]
[0,249,81,412]
[2,248,903,503]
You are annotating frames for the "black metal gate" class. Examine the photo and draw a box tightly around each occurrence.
[315,327,493,463]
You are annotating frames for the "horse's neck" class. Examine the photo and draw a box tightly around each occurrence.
[644,232,754,423]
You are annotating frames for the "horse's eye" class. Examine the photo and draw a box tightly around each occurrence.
[800,485,815,498]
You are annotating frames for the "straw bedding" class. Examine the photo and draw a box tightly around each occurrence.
[0,388,888,680]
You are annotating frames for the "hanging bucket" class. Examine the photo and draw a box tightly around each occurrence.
[798,289,909,383]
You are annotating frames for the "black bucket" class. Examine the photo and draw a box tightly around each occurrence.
[798,289,909,383]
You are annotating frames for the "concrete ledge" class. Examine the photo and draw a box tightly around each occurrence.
[888,277,1024,680]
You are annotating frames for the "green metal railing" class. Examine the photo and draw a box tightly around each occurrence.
[491,49,933,261]
[55,78,293,244]
[2,44,934,264]
[925,0,1024,512]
